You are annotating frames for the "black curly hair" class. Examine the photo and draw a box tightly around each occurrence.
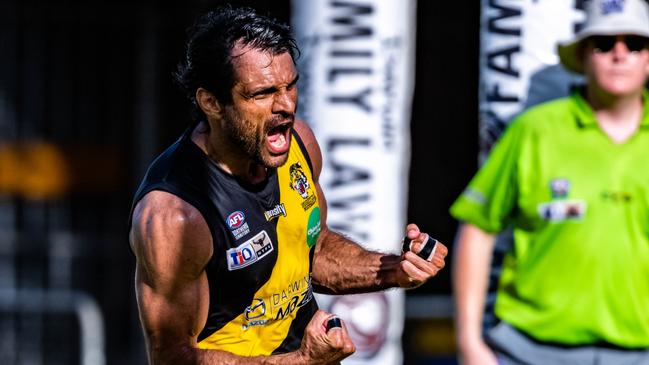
[173,6,299,122]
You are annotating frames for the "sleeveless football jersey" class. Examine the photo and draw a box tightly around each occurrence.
[130,126,321,355]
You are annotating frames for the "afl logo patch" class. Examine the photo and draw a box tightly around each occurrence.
[227,211,246,229]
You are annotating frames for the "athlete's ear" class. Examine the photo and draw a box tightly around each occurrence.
[196,87,223,119]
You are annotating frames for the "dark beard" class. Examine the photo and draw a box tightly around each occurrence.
[223,108,259,161]
[222,108,291,168]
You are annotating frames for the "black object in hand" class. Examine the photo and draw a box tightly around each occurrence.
[402,235,438,261]
[326,317,342,332]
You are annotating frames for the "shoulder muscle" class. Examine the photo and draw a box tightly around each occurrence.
[294,120,323,182]
[130,190,213,290]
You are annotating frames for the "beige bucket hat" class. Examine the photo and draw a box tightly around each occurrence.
[558,0,649,73]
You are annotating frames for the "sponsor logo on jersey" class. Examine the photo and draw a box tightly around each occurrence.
[289,162,317,210]
[242,298,269,330]
[241,275,313,330]
[244,298,266,320]
[226,211,245,229]
[271,274,313,321]
[306,207,321,248]
[549,178,570,199]
[601,190,632,203]
[226,211,250,239]
[231,223,250,239]
[264,203,287,221]
[538,200,586,221]
[226,230,273,271]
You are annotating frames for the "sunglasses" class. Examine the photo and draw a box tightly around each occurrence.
[589,35,649,53]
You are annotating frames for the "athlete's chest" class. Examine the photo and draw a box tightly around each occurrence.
[204,149,321,278]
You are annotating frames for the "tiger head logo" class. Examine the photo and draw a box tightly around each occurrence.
[289,162,310,199]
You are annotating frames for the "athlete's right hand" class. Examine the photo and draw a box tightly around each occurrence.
[458,339,498,365]
[297,310,355,364]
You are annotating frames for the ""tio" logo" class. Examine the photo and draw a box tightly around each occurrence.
[226,243,258,270]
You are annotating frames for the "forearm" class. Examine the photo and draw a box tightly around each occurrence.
[312,229,400,294]
[452,223,496,350]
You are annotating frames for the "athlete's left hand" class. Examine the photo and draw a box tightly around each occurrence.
[397,224,447,289]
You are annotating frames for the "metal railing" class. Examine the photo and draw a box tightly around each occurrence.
[0,288,105,365]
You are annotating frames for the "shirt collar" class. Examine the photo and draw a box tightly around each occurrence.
[573,87,649,128]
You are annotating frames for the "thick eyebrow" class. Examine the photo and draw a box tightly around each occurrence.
[249,74,300,97]
[288,74,300,87]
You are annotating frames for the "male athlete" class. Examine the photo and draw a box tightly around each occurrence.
[129,7,447,364]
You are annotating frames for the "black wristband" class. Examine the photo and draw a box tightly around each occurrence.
[402,235,438,261]
[326,317,342,332]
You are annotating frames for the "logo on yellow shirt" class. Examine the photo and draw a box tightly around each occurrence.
[289,162,316,210]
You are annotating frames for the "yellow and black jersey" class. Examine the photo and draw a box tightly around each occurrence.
[130,126,321,356]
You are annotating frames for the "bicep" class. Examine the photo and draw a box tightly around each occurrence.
[130,192,213,360]
[135,263,209,350]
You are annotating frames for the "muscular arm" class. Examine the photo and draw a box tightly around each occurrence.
[293,121,447,294]
[452,223,498,365]
[312,225,403,294]
[131,191,347,365]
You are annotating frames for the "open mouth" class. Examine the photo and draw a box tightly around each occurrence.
[266,121,293,155]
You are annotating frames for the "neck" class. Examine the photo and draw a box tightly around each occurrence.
[586,88,644,144]
[191,121,269,184]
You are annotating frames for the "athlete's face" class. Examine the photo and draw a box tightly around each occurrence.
[582,35,649,97]
[223,44,298,168]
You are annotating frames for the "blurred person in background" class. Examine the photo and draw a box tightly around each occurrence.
[128,6,447,365]
[451,0,649,364]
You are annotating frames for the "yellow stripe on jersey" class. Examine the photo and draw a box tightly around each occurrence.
[198,134,320,355]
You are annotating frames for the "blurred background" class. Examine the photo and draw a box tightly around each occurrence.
[0,0,480,364]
